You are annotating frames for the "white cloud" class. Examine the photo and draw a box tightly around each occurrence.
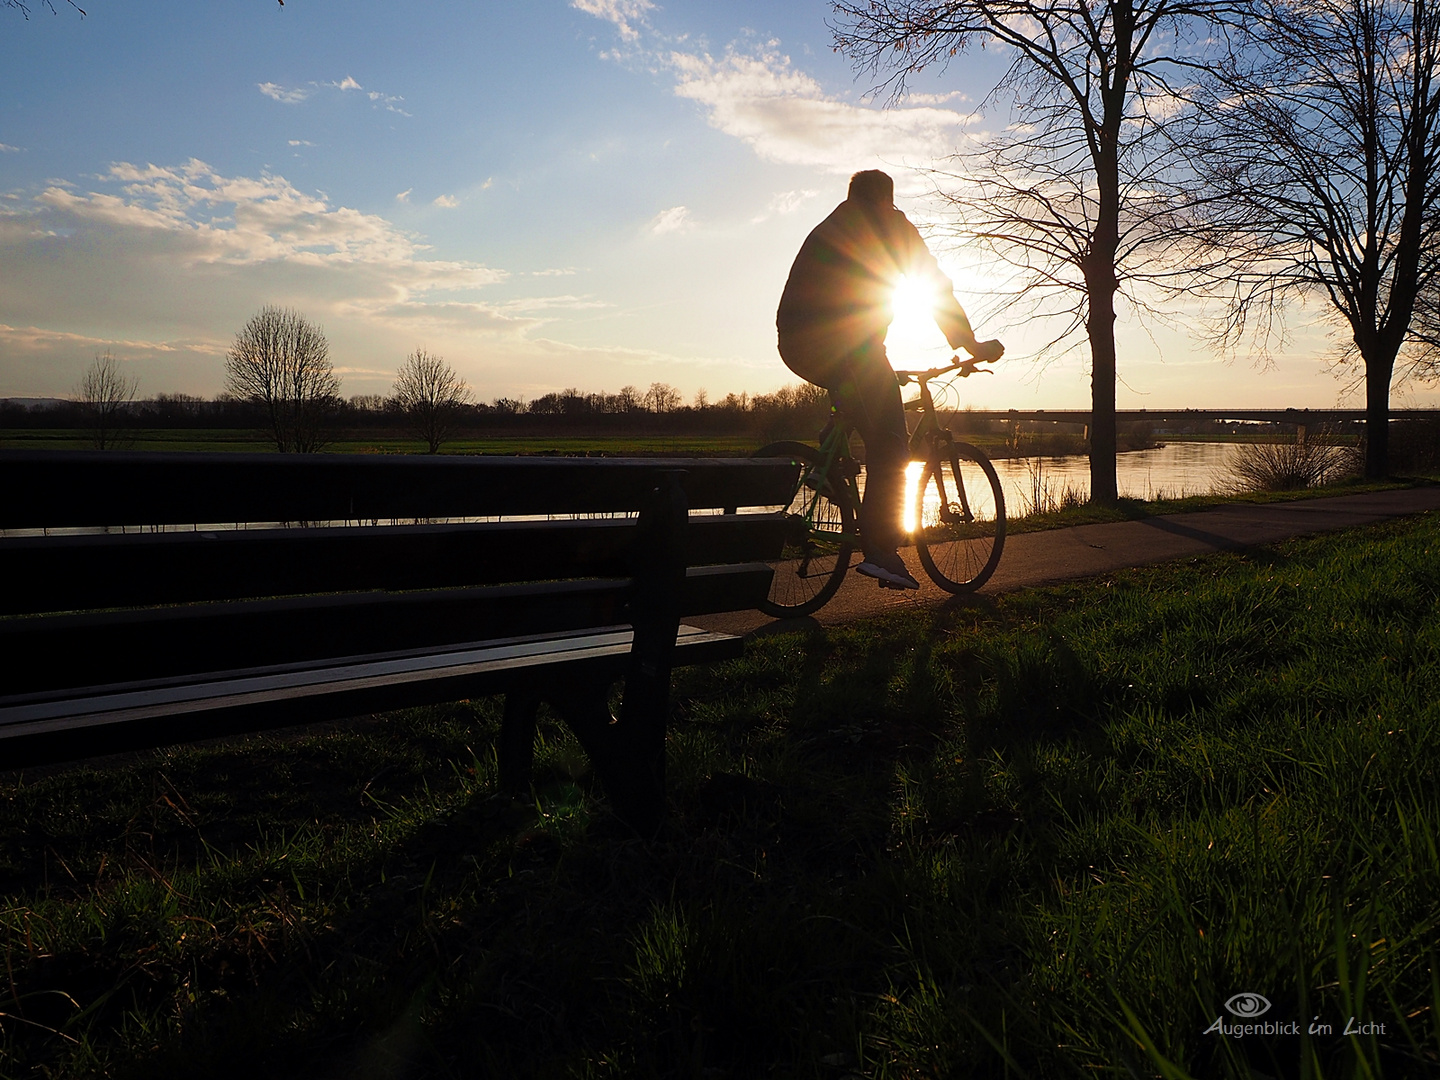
[288,139,315,147]
[432,194,459,208]
[258,81,311,105]
[649,205,690,234]
[0,143,22,154]
[571,0,654,42]
[396,188,413,203]
[259,77,410,116]
[0,159,532,394]
[904,90,968,106]
[496,295,608,313]
[367,90,411,116]
[768,189,817,215]
[669,46,976,179]
[569,2,978,188]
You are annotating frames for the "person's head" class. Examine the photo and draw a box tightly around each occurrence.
[847,169,894,208]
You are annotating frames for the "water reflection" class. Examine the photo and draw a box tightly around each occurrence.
[896,441,1241,527]
[990,441,1241,511]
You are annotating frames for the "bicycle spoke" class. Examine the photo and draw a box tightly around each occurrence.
[914,442,1006,593]
[752,441,856,616]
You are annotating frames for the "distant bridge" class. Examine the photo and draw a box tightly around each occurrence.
[961,408,1440,442]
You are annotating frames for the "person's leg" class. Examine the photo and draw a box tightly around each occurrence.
[828,337,915,586]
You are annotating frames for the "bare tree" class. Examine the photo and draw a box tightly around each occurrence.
[225,306,340,453]
[1187,0,1440,477]
[75,351,138,450]
[834,0,1221,503]
[643,382,683,414]
[391,348,473,453]
[617,385,642,412]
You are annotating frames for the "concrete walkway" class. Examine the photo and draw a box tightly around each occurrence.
[692,486,1440,637]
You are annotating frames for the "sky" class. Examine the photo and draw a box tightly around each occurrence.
[1,0,1426,410]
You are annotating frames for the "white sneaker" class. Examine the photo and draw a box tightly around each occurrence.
[855,551,919,590]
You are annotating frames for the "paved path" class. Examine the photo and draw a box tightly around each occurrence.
[692,487,1440,637]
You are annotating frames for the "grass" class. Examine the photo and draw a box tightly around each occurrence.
[3,512,1440,1077]
[1001,475,1429,537]
[0,429,762,457]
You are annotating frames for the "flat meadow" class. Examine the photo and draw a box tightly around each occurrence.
[1,512,1438,1078]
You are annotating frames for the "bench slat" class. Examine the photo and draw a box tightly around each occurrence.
[0,451,800,528]
[0,514,789,617]
[0,625,742,766]
[0,564,773,695]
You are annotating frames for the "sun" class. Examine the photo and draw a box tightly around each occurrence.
[885,275,953,361]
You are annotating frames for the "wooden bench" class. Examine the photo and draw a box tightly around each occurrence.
[0,450,796,833]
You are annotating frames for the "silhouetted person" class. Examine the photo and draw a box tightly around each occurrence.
[777,169,1003,589]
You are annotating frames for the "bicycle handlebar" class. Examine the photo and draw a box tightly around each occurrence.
[894,354,997,385]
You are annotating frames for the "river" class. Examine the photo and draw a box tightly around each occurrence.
[991,440,1241,510]
[894,440,1243,526]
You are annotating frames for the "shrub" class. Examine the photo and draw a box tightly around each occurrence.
[1228,438,1350,491]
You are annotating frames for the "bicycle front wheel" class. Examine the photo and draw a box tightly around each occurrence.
[752,441,856,617]
[914,441,1006,593]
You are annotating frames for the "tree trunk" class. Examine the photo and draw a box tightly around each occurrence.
[1087,281,1120,503]
[1365,354,1394,478]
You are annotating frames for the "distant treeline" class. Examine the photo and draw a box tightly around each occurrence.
[0,382,842,441]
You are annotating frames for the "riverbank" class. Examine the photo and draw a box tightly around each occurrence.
[2,510,1436,1076]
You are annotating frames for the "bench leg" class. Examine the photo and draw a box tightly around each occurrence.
[498,690,540,794]
[550,684,665,838]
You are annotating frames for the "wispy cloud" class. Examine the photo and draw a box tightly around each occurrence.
[37,160,502,284]
[649,205,690,234]
[258,81,311,105]
[396,188,412,203]
[570,0,654,42]
[432,194,459,208]
[769,189,817,214]
[367,90,411,116]
[288,139,315,147]
[0,143,22,154]
[259,76,409,116]
[568,8,979,188]
[0,160,588,396]
[669,45,975,179]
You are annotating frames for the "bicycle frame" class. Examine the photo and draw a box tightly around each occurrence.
[901,368,980,529]
[797,357,985,539]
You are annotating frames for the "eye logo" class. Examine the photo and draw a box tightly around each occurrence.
[1225,993,1272,1018]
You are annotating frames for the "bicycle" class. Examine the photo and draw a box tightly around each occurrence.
[753,355,1006,617]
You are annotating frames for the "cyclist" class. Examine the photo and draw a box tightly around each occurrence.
[776,169,1004,590]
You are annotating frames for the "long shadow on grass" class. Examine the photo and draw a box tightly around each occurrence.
[52,624,952,1078]
[3,593,1215,1079]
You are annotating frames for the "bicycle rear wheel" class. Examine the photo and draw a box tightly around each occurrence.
[752,441,856,617]
[914,440,1006,593]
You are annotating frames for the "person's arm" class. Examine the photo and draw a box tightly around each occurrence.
[894,211,1000,358]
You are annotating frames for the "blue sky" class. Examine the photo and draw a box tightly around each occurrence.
[0,0,1411,409]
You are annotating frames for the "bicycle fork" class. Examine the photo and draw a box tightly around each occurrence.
[928,441,978,527]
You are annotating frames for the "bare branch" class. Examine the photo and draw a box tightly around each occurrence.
[225,306,341,454]
[391,349,472,454]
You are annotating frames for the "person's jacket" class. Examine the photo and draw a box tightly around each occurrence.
[776,199,970,350]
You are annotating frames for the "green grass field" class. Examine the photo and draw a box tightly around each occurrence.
[0,428,764,457]
[2,513,1437,1077]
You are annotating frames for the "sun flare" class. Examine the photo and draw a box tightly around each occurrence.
[885,275,953,362]
[902,459,925,533]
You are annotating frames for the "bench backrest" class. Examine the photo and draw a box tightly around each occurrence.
[0,451,795,695]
